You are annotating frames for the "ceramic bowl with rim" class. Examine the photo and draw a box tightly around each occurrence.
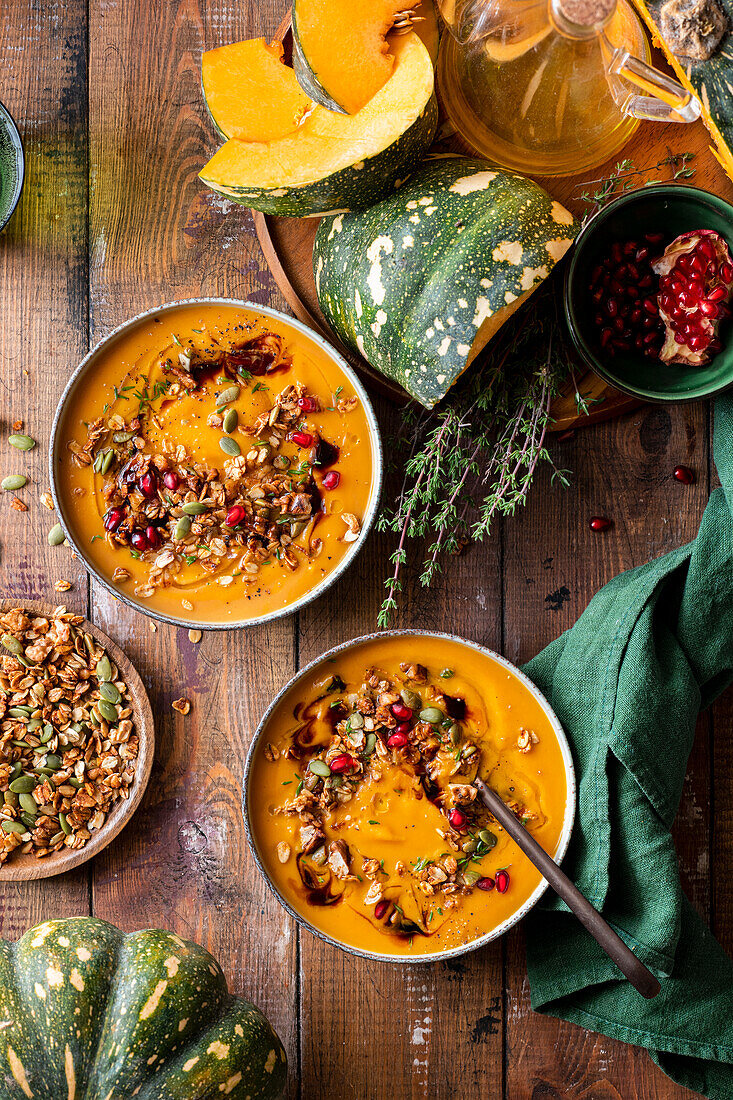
[49,299,384,631]
[241,630,576,964]
[564,184,733,402]
[0,600,155,880]
[0,100,24,232]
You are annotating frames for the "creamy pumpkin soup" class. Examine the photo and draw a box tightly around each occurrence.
[248,635,571,957]
[55,303,378,624]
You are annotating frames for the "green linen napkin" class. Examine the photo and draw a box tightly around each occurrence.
[523,394,733,1098]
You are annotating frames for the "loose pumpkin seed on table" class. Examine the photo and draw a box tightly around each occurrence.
[0,606,139,862]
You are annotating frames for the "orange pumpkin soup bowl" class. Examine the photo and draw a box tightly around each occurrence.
[49,300,382,629]
[243,631,576,962]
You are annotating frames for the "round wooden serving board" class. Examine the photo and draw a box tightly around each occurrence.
[251,13,733,429]
[0,601,155,880]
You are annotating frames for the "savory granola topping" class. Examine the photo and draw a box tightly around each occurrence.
[0,607,139,862]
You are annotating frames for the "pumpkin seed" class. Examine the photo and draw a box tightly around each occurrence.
[59,812,71,835]
[9,763,22,781]
[96,655,113,681]
[41,724,54,743]
[11,740,29,749]
[97,699,118,724]
[112,430,135,443]
[49,831,65,846]
[99,681,120,704]
[216,385,240,408]
[219,436,241,457]
[8,434,35,451]
[400,688,421,709]
[1,820,26,835]
[1,634,23,656]
[449,722,462,745]
[174,516,192,540]
[27,719,42,731]
[33,766,54,777]
[48,524,65,546]
[363,732,377,756]
[479,829,498,850]
[1,474,27,491]
[308,759,331,777]
[18,793,37,816]
[419,706,444,724]
[100,448,115,474]
[440,668,455,678]
[68,778,84,789]
[44,754,62,770]
[349,711,364,730]
[222,408,238,433]
[311,845,327,866]
[462,870,481,886]
[19,812,36,829]
[461,837,478,853]
[9,776,36,794]
[3,792,18,808]
[182,501,209,516]
[8,705,32,718]
[273,454,290,470]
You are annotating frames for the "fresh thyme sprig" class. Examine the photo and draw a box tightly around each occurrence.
[576,151,696,221]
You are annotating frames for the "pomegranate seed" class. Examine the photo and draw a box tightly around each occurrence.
[330,753,356,774]
[591,264,603,283]
[613,318,625,333]
[297,396,318,412]
[700,238,717,261]
[291,431,313,448]
[643,298,657,315]
[606,298,619,317]
[163,471,179,490]
[613,339,631,351]
[145,525,160,548]
[589,515,613,532]
[626,262,640,281]
[630,308,642,324]
[699,300,719,318]
[623,239,638,255]
[634,334,644,350]
[103,507,124,532]
[643,332,658,346]
[635,247,649,262]
[477,876,495,891]
[130,531,148,552]
[375,899,390,920]
[600,328,613,348]
[674,465,695,485]
[391,701,413,721]
[708,285,727,302]
[322,471,341,490]
[387,731,408,748]
[138,472,157,498]
[721,263,733,282]
[393,721,411,735]
[611,242,623,262]
[225,505,246,527]
[448,808,468,830]
[645,232,664,244]
[495,870,510,893]
[638,274,654,289]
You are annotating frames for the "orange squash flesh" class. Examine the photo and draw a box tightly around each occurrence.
[293,0,408,114]
[56,303,376,625]
[249,635,569,957]
[202,38,312,143]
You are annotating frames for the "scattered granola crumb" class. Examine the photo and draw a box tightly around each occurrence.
[172,697,191,715]
[182,599,194,612]
[150,623,157,633]
[40,492,54,510]
[276,841,291,863]
[11,420,23,432]
[10,498,27,512]
[188,629,202,644]
[54,580,72,593]
[112,567,130,582]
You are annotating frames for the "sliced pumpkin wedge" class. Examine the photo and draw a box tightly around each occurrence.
[292,0,414,114]
[202,38,313,143]
[200,32,436,217]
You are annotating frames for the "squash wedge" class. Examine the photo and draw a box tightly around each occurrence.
[202,38,312,143]
[292,0,415,113]
[200,32,437,218]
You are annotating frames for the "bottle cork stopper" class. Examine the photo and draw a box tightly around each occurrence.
[555,0,616,25]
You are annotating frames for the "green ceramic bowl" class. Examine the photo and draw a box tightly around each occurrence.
[0,100,23,232]
[564,184,733,402]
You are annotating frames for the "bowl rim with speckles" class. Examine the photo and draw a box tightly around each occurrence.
[49,298,384,631]
[241,629,576,964]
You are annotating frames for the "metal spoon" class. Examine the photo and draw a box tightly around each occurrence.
[473,777,661,999]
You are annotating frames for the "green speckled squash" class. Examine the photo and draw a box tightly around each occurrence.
[313,155,578,407]
[0,918,286,1100]
[200,33,436,218]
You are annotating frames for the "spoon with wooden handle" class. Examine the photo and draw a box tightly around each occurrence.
[473,777,661,999]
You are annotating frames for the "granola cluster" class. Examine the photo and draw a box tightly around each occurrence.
[269,662,539,934]
[67,333,360,598]
[0,607,139,862]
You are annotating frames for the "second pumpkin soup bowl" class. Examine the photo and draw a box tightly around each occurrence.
[50,299,383,630]
[243,630,576,963]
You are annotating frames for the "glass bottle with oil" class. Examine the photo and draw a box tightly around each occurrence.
[436,0,701,176]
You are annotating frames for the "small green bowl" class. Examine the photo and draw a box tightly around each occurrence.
[564,184,733,402]
[0,100,23,232]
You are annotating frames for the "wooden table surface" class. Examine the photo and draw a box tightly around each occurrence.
[2,2,733,1097]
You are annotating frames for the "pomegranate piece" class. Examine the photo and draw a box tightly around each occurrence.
[448,808,468,831]
[387,731,408,748]
[674,464,695,485]
[322,470,341,491]
[495,869,510,893]
[225,505,247,528]
[589,515,613,532]
[145,525,161,548]
[653,230,733,365]
[130,530,148,552]
[589,237,664,356]
[390,701,413,721]
[103,507,125,532]
[329,753,356,775]
[138,471,157,498]
[374,899,390,920]
[291,430,314,448]
[298,396,318,413]
[163,470,179,491]
[477,876,495,891]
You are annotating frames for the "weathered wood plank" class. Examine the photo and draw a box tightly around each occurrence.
[85,0,300,1084]
[0,0,90,931]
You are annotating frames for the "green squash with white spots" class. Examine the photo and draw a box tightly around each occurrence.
[313,155,578,407]
[0,918,286,1100]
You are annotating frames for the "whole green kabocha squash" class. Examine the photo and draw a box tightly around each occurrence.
[0,918,286,1100]
[313,155,578,407]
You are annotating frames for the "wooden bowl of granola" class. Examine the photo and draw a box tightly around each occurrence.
[0,601,155,879]
[243,631,575,963]
[49,299,382,630]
